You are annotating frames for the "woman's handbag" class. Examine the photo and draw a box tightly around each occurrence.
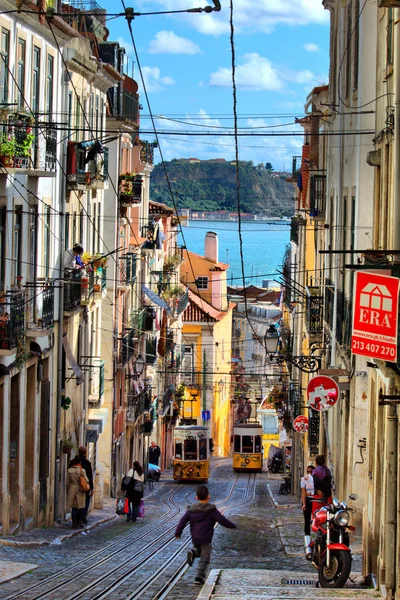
[133,478,144,493]
[121,475,131,491]
[79,467,90,493]
[116,498,125,515]
[138,499,145,518]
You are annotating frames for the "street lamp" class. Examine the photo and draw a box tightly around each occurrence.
[263,324,321,374]
[134,354,145,377]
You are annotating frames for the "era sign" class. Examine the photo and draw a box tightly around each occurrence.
[352,271,400,362]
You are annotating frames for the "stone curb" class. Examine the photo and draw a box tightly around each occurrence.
[266,483,298,509]
[197,569,220,600]
[275,517,304,557]
[0,514,119,549]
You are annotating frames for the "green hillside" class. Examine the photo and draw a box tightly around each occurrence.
[150,160,295,217]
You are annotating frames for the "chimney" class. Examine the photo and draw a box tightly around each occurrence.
[205,231,218,263]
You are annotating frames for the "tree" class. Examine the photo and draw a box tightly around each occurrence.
[265,162,274,171]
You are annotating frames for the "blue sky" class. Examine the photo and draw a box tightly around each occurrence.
[103,0,329,170]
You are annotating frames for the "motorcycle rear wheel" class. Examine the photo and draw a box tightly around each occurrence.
[319,550,352,588]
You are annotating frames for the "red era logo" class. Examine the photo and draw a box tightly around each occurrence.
[352,272,400,361]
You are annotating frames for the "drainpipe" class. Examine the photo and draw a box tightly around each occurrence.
[394,8,400,251]
[331,3,346,368]
[385,379,397,597]
[54,158,66,524]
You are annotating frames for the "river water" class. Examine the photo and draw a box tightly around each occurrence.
[179,220,290,288]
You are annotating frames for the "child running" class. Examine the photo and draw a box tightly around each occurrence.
[175,484,236,585]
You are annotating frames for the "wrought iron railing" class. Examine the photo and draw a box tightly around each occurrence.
[87,357,105,403]
[140,140,157,165]
[325,284,352,347]
[0,290,25,350]
[306,286,324,334]
[291,155,302,179]
[26,280,54,330]
[67,140,108,188]
[119,253,137,286]
[64,269,82,311]
[310,174,326,218]
[0,113,57,172]
[118,328,136,366]
[119,173,143,205]
[146,336,158,364]
[290,217,299,245]
[308,409,320,455]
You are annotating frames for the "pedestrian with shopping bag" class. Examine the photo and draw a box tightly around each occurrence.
[122,461,144,523]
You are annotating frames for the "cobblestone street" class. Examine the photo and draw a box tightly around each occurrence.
[0,460,371,599]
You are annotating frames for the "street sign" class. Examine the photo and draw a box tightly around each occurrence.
[352,271,400,362]
[293,415,308,433]
[202,410,210,421]
[307,375,339,411]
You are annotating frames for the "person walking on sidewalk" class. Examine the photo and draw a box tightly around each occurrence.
[78,446,94,525]
[175,484,236,586]
[149,441,161,466]
[67,455,89,528]
[312,455,332,502]
[124,461,144,523]
[301,465,315,535]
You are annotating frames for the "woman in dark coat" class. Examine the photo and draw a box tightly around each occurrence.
[123,460,144,522]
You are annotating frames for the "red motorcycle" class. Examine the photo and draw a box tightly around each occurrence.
[304,494,357,588]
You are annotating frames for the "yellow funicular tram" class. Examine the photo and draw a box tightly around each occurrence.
[232,422,263,472]
[173,425,210,482]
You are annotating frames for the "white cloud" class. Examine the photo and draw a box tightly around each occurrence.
[141,67,176,92]
[137,0,328,35]
[209,53,283,91]
[304,42,320,52]
[208,54,319,92]
[148,30,202,55]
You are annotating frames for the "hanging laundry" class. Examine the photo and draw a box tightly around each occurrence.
[157,310,167,357]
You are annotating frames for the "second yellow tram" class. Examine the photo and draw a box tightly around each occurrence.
[232,423,263,471]
[173,425,210,482]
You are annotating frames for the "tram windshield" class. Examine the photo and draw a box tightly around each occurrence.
[255,436,261,453]
[199,439,207,460]
[234,435,241,453]
[242,435,254,453]
[184,438,197,459]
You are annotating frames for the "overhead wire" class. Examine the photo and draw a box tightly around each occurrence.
[120,2,228,367]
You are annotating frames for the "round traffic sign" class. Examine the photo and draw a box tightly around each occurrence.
[307,375,339,411]
[293,415,308,433]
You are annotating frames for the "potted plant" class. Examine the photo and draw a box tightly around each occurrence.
[62,439,75,454]
[16,131,35,157]
[0,134,16,166]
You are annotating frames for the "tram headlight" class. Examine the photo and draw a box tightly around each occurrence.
[333,510,350,527]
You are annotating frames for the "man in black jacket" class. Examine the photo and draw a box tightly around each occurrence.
[78,446,94,524]
[149,441,161,466]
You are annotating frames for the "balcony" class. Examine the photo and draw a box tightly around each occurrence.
[119,253,137,287]
[306,286,324,335]
[26,280,54,334]
[64,269,82,312]
[324,284,352,347]
[87,357,105,404]
[138,139,157,166]
[118,328,136,367]
[0,113,57,175]
[66,141,109,190]
[308,409,320,456]
[130,308,146,336]
[290,217,299,244]
[309,174,326,219]
[286,155,302,182]
[119,173,143,206]
[146,336,158,365]
[0,290,25,353]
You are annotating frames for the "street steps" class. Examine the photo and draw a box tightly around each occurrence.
[197,569,380,600]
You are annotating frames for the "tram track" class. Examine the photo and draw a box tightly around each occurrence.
[3,463,251,600]
[80,473,256,600]
[6,484,185,600]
